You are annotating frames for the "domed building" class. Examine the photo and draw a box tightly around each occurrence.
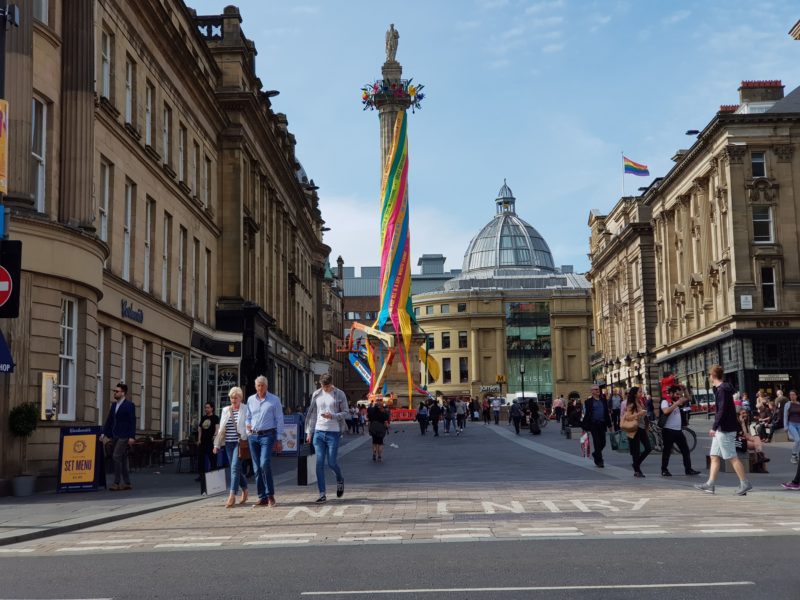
[413,182,595,403]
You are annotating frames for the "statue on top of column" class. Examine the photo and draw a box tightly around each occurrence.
[385,24,399,63]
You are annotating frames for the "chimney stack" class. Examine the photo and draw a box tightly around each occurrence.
[738,80,784,104]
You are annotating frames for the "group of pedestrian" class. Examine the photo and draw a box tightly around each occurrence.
[415,393,469,436]
[582,381,700,479]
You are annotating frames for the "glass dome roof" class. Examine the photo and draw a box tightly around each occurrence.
[460,181,556,274]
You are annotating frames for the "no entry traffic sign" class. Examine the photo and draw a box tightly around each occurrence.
[0,266,11,307]
[0,240,21,318]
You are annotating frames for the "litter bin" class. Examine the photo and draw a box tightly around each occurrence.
[297,443,316,486]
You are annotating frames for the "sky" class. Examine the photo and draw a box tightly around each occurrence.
[189,0,800,274]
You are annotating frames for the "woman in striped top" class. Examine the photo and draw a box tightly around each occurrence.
[213,387,249,508]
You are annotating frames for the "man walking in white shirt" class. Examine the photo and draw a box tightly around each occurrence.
[305,373,349,503]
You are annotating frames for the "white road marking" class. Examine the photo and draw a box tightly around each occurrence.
[519,531,584,537]
[778,522,800,526]
[171,535,231,541]
[612,530,668,535]
[344,529,406,535]
[436,527,489,532]
[154,542,223,548]
[245,539,311,545]
[78,538,145,544]
[301,581,755,595]
[517,527,578,532]
[699,529,765,534]
[338,536,403,542]
[793,527,800,531]
[0,548,34,553]
[57,545,132,551]
[603,524,662,529]
[691,523,752,528]
[258,532,318,538]
[434,533,492,540]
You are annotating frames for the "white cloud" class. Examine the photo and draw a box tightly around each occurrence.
[477,0,509,9]
[488,57,512,69]
[525,0,565,15]
[455,20,481,31]
[320,195,470,277]
[542,42,565,53]
[662,9,691,25]
[530,15,564,28]
[590,14,612,32]
[502,25,527,39]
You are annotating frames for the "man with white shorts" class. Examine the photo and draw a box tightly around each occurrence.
[695,364,752,496]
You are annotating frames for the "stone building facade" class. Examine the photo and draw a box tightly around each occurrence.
[586,196,659,397]
[0,1,336,482]
[589,80,800,403]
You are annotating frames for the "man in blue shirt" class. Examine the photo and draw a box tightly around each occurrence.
[246,375,284,506]
[101,382,136,491]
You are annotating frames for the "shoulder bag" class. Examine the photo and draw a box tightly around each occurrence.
[620,411,639,434]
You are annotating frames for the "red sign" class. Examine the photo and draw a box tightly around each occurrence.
[0,266,11,308]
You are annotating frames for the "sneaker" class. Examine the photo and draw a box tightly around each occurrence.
[109,484,122,491]
[661,470,673,477]
[267,495,277,507]
[336,480,344,498]
[735,481,753,496]
[633,471,645,478]
[121,484,133,490]
[694,482,715,494]
[315,495,327,503]
[780,481,800,490]
[791,454,799,464]
[685,469,701,476]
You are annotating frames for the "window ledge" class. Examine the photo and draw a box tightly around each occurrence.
[144,144,161,162]
[124,122,142,141]
[99,96,120,119]
[162,163,177,179]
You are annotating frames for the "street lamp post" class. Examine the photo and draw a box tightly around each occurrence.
[519,361,525,402]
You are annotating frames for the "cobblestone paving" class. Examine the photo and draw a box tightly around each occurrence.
[3,422,798,556]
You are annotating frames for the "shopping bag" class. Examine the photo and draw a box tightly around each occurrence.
[579,432,591,458]
[204,468,227,496]
[609,431,619,451]
[617,433,629,451]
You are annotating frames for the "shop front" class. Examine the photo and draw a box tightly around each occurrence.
[269,334,312,413]
[188,323,243,438]
[657,328,800,404]
[505,301,553,405]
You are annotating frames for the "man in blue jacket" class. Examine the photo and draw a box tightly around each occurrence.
[581,384,612,468]
[101,382,136,491]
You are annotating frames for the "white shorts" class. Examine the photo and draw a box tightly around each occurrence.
[709,430,737,460]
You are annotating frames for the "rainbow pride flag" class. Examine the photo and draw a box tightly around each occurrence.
[623,156,649,176]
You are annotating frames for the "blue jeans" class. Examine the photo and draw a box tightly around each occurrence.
[788,423,800,455]
[312,430,343,496]
[249,433,276,500]
[224,441,248,494]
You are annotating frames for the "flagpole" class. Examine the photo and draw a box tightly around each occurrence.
[621,151,625,197]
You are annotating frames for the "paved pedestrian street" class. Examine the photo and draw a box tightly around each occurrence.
[3,421,798,556]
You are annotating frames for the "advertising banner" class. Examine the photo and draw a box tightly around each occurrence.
[277,414,302,456]
[56,426,106,492]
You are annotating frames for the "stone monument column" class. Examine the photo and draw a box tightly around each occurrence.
[374,24,410,173]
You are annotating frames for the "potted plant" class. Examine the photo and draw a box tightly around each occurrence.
[9,402,39,497]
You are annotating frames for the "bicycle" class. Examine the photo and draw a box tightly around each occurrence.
[651,425,697,454]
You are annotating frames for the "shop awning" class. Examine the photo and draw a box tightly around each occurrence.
[0,330,15,373]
